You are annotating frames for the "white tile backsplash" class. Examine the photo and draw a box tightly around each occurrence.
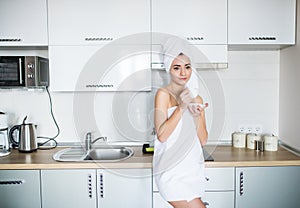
[0,50,280,144]
[217,51,279,142]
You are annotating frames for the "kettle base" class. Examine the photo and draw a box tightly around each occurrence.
[19,148,37,153]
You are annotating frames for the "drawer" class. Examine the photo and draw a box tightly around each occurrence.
[205,168,234,191]
[153,167,235,192]
[153,190,234,208]
[203,191,235,208]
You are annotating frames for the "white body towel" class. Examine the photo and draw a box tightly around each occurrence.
[153,106,205,202]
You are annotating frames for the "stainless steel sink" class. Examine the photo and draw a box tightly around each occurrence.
[53,146,134,162]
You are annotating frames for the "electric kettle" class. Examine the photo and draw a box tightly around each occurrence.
[9,116,38,152]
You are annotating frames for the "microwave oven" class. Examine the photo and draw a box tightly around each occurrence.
[0,56,49,88]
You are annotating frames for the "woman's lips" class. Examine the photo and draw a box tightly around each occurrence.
[180,78,187,81]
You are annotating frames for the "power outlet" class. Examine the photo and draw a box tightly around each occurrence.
[254,125,263,134]
[238,125,246,133]
[246,126,253,133]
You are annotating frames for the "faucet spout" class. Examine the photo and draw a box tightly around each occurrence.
[92,136,107,144]
[85,132,107,152]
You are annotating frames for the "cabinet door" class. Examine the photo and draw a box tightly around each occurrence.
[48,0,150,45]
[41,169,97,208]
[152,0,227,44]
[236,166,300,208]
[97,169,152,208]
[228,0,296,45]
[0,0,48,46]
[0,170,41,208]
[49,45,151,92]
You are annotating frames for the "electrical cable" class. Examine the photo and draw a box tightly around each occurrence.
[37,87,60,150]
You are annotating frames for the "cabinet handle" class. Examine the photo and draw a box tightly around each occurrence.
[205,177,210,181]
[85,37,113,41]
[239,171,244,196]
[0,180,25,185]
[0,38,22,42]
[248,36,276,41]
[99,173,104,199]
[186,36,204,41]
[87,174,93,198]
[203,201,209,207]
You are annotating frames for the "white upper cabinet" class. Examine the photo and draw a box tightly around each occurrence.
[228,0,296,46]
[48,0,151,45]
[49,45,151,92]
[0,0,48,46]
[152,0,227,44]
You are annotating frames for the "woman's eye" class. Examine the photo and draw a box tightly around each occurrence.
[173,67,180,70]
[186,66,191,69]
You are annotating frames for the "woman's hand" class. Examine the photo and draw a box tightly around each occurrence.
[188,103,208,117]
[178,88,193,110]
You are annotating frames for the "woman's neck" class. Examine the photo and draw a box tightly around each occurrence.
[167,82,185,97]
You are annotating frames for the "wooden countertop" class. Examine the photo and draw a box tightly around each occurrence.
[205,145,300,167]
[0,145,299,170]
[0,146,153,170]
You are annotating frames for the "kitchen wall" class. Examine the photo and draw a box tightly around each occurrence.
[215,50,279,142]
[279,0,300,150]
[0,50,280,144]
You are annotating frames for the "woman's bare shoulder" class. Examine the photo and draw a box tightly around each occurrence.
[156,87,170,97]
[155,88,170,106]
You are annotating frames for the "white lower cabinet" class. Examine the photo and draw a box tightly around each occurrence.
[97,169,152,208]
[236,166,300,208]
[0,170,41,208]
[153,167,235,208]
[41,168,152,208]
[41,169,97,208]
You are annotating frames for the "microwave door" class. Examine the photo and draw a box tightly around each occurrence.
[0,57,25,87]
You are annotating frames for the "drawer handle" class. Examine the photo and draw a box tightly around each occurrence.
[0,38,22,42]
[239,171,244,196]
[204,201,209,206]
[205,177,210,181]
[0,180,25,185]
[248,36,276,41]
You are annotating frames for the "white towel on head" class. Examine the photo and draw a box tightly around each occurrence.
[162,37,199,98]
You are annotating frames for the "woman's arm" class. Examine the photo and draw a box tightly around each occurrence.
[191,96,208,145]
[154,89,184,143]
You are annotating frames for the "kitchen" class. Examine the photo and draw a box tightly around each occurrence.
[0,0,300,208]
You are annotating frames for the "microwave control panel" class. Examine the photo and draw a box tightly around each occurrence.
[24,56,36,87]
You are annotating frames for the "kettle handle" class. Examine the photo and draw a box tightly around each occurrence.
[9,125,20,146]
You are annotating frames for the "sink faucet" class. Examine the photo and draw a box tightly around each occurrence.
[85,132,107,152]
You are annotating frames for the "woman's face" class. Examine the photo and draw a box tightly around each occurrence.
[169,54,192,86]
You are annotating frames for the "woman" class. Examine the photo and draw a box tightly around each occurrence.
[153,50,208,208]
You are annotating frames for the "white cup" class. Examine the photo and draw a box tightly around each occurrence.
[264,135,278,151]
[247,134,261,149]
[232,132,246,148]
